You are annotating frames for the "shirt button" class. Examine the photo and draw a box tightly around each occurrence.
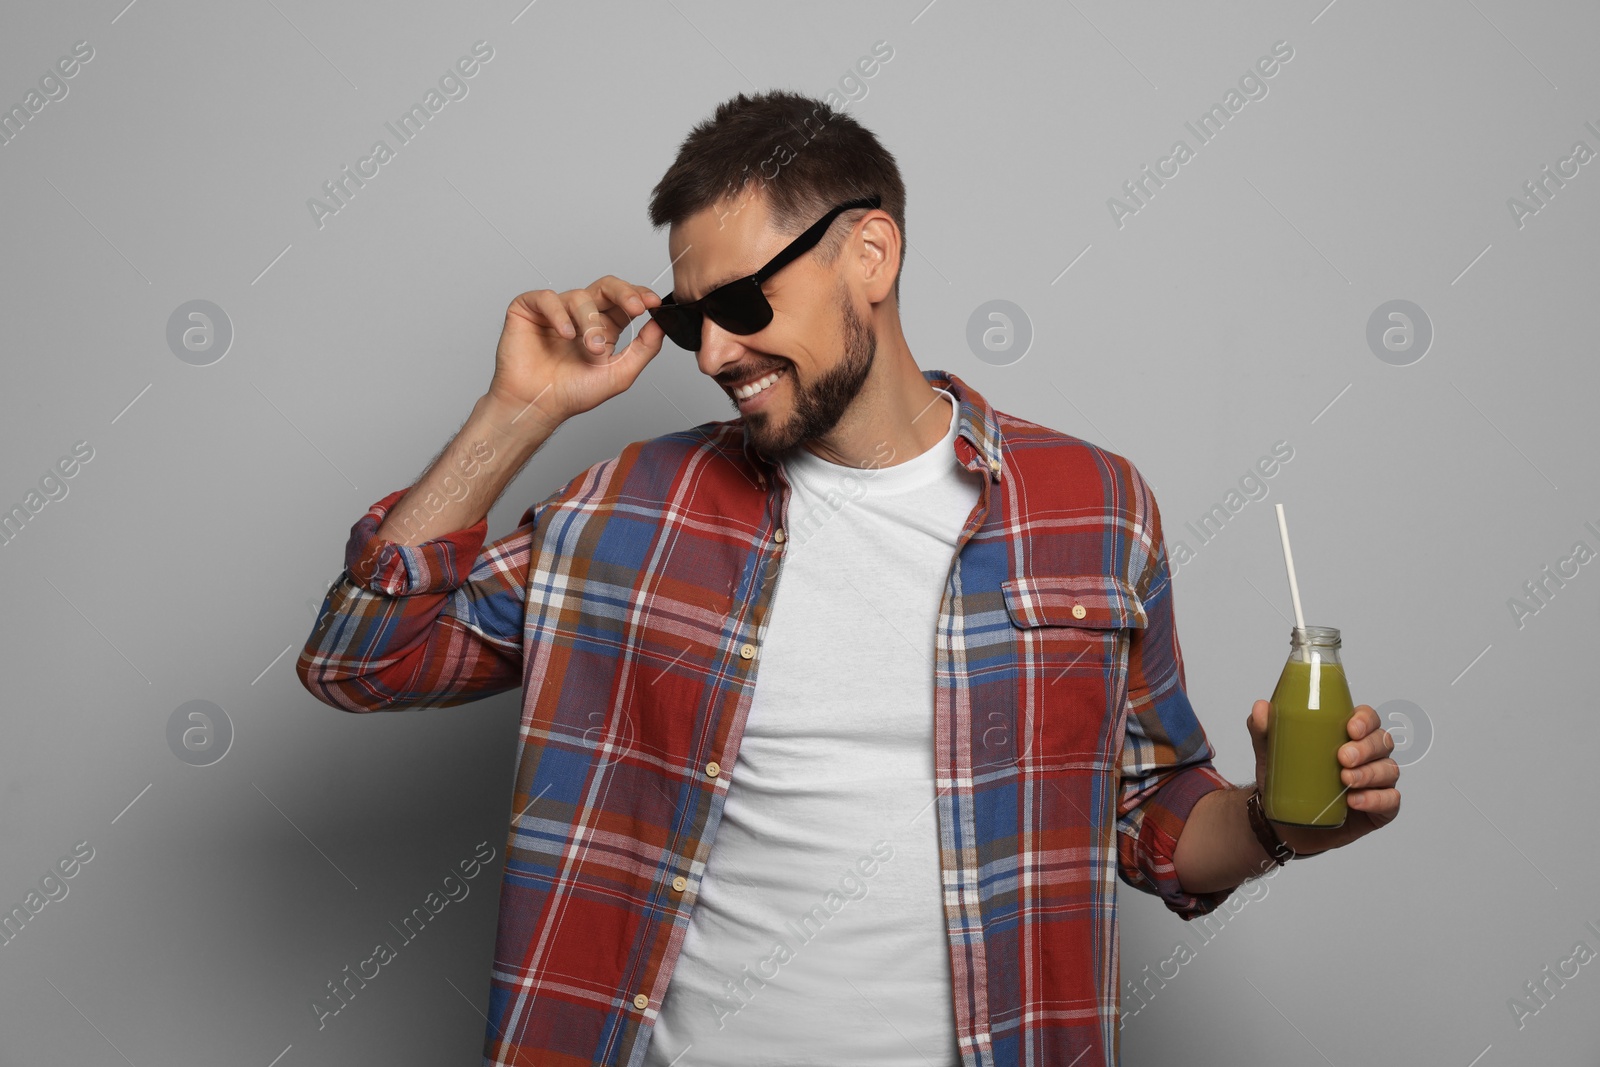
[633,993,649,1010]
[739,643,755,659]
[774,528,786,543]
[672,876,688,892]
[1071,604,1087,619]
[705,761,720,778]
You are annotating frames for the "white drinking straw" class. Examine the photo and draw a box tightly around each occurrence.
[1274,503,1310,663]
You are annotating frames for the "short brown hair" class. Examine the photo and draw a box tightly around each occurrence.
[648,89,908,302]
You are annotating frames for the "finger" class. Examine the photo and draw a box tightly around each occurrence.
[591,276,653,323]
[567,292,617,359]
[1246,701,1270,768]
[1246,700,1269,738]
[588,310,666,373]
[1341,756,1399,790]
[636,314,664,347]
[588,317,662,377]
[623,316,666,368]
[1348,786,1400,818]
[1338,726,1394,768]
[524,290,577,339]
[1345,705,1380,741]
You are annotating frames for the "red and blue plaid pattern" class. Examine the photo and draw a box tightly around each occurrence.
[298,368,1236,1066]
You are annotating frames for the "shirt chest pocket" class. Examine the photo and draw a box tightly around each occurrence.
[991,573,1147,771]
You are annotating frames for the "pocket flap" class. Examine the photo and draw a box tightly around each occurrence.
[1001,574,1147,629]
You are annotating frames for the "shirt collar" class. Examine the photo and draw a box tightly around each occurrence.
[739,367,1003,485]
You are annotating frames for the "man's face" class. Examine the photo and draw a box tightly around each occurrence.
[666,191,877,458]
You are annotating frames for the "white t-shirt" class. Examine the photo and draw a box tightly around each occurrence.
[645,390,984,1067]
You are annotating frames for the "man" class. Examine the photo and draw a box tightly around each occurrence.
[298,89,1400,1067]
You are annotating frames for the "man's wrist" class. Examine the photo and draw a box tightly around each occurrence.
[478,389,565,441]
[1247,786,1332,862]
[1245,786,1297,867]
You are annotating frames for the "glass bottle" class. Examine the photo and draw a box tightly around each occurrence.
[1262,625,1355,827]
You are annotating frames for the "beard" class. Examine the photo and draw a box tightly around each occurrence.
[743,284,877,459]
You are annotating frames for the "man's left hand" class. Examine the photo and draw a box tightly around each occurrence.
[1247,700,1401,856]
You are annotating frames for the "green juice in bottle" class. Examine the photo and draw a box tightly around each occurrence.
[1263,625,1355,827]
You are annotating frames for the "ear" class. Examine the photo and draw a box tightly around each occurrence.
[856,212,901,304]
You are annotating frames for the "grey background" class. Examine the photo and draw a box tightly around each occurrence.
[1,0,1595,1064]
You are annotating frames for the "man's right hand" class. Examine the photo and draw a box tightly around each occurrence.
[488,276,668,433]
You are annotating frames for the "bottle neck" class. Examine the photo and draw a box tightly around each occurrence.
[1289,625,1341,661]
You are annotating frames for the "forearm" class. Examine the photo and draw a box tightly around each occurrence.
[1172,784,1277,895]
[371,392,559,551]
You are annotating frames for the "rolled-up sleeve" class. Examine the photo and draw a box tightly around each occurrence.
[296,486,540,713]
[346,487,492,596]
[1115,465,1236,921]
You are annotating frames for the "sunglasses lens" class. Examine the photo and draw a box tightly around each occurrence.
[705,285,773,336]
[649,305,702,351]
[649,281,773,350]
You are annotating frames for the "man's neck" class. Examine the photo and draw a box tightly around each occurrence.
[801,351,951,470]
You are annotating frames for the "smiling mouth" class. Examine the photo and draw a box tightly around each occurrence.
[729,367,786,401]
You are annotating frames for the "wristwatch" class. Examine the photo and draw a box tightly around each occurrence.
[1245,786,1300,867]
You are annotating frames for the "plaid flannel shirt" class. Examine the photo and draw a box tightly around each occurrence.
[298,367,1238,1066]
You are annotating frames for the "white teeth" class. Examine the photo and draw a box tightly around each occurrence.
[735,370,782,399]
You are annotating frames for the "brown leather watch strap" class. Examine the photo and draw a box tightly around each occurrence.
[1246,786,1297,866]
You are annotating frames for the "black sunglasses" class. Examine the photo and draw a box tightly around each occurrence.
[647,194,882,351]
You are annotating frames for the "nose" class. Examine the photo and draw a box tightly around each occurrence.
[696,318,753,382]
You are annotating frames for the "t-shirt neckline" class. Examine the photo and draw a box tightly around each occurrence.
[782,388,960,497]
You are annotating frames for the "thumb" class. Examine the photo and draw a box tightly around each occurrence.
[1247,699,1270,747]
[621,316,667,377]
